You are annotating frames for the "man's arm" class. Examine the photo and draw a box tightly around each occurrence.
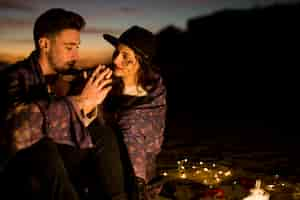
[1,64,113,151]
[2,71,78,151]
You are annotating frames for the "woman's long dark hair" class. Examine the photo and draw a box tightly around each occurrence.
[135,53,160,94]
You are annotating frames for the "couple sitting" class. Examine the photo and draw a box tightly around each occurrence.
[0,8,166,200]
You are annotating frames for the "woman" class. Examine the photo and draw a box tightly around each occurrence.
[102,26,167,199]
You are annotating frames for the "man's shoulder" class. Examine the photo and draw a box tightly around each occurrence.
[0,58,33,79]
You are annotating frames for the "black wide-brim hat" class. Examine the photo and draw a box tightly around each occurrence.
[103,26,156,63]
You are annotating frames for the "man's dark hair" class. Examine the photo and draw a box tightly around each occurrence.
[33,8,86,50]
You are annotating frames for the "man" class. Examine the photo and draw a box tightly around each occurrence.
[0,8,131,200]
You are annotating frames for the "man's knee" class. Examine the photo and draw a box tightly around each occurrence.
[89,121,119,150]
[7,137,65,176]
[19,137,60,160]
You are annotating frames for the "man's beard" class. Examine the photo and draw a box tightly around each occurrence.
[56,60,77,75]
[48,52,77,75]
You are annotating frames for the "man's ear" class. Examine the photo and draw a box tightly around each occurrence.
[38,37,50,52]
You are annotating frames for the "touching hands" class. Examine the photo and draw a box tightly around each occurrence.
[76,64,112,115]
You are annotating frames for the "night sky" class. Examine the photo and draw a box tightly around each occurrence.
[0,0,298,66]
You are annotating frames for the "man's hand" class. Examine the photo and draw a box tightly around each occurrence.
[76,64,112,115]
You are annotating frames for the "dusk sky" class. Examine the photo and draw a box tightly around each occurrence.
[0,0,297,66]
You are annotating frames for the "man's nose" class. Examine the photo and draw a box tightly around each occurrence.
[71,49,79,60]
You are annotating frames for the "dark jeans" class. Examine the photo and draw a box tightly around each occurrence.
[0,122,133,200]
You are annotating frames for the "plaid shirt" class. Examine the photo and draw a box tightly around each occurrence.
[0,51,93,153]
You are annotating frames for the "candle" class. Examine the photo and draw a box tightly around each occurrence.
[243,180,270,200]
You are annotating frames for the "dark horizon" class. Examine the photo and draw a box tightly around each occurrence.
[155,2,299,146]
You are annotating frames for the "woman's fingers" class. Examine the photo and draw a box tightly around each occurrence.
[94,68,112,86]
[87,64,105,85]
[79,64,113,110]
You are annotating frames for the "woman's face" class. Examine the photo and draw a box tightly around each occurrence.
[112,44,140,80]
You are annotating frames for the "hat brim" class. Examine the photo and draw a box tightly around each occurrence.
[103,34,119,47]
